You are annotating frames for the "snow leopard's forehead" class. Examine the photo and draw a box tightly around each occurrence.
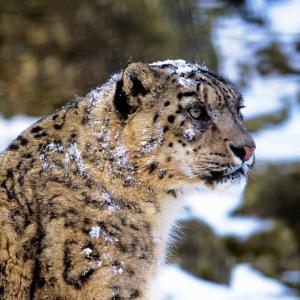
[149,59,243,111]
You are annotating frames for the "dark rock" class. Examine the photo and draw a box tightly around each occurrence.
[170,219,233,284]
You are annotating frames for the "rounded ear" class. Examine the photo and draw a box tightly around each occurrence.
[122,62,154,96]
[114,62,154,120]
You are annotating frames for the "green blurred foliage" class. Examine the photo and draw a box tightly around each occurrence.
[170,219,233,284]
[245,101,289,133]
[232,164,300,290]
[256,42,298,76]
[0,0,221,117]
[237,164,300,241]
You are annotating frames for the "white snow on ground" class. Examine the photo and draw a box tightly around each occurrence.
[254,102,300,162]
[267,0,300,35]
[213,16,268,83]
[243,76,298,119]
[0,115,38,153]
[181,182,273,238]
[159,264,296,300]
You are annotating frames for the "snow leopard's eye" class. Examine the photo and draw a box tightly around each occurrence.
[188,106,209,120]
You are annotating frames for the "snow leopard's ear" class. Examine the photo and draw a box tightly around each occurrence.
[114,62,155,120]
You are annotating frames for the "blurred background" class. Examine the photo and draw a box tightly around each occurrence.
[0,0,299,299]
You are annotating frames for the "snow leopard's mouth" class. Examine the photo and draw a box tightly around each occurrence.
[204,164,250,185]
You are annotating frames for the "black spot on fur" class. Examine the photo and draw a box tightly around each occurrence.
[7,143,19,151]
[177,91,197,99]
[116,241,128,253]
[130,224,139,231]
[163,126,169,133]
[22,153,32,159]
[167,115,175,123]
[148,162,158,173]
[180,120,185,126]
[53,124,63,130]
[83,217,92,225]
[0,286,5,297]
[29,217,46,298]
[164,101,170,107]
[176,105,183,114]
[168,142,173,147]
[130,290,140,299]
[153,113,159,123]
[1,169,16,201]
[34,132,47,138]
[31,126,42,133]
[19,137,28,146]
[167,189,177,198]
[52,114,58,120]
[0,264,5,275]
[127,268,135,277]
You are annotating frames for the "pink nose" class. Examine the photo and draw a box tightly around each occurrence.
[230,144,256,162]
[243,146,256,161]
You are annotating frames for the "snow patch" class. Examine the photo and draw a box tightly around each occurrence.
[0,115,38,152]
[112,264,124,275]
[89,226,100,239]
[267,0,300,35]
[158,264,296,300]
[82,247,93,257]
[102,191,119,213]
[254,101,300,162]
[181,180,273,238]
[64,142,86,175]
[184,128,195,142]
[39,142,64,170]
[114,142,128,167]
[149,60,207,87]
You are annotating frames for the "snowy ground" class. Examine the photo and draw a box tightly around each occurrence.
[0,0,300,298]
[159,264,296,300]
[0,114,38,153]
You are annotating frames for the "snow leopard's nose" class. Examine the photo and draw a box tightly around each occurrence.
[229,144,256,162]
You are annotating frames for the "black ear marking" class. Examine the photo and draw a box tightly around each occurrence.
[113,80,134,120]
[130,76,149,97]
[114,62,154,120]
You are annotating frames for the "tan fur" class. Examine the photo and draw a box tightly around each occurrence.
[0,60,255,299]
